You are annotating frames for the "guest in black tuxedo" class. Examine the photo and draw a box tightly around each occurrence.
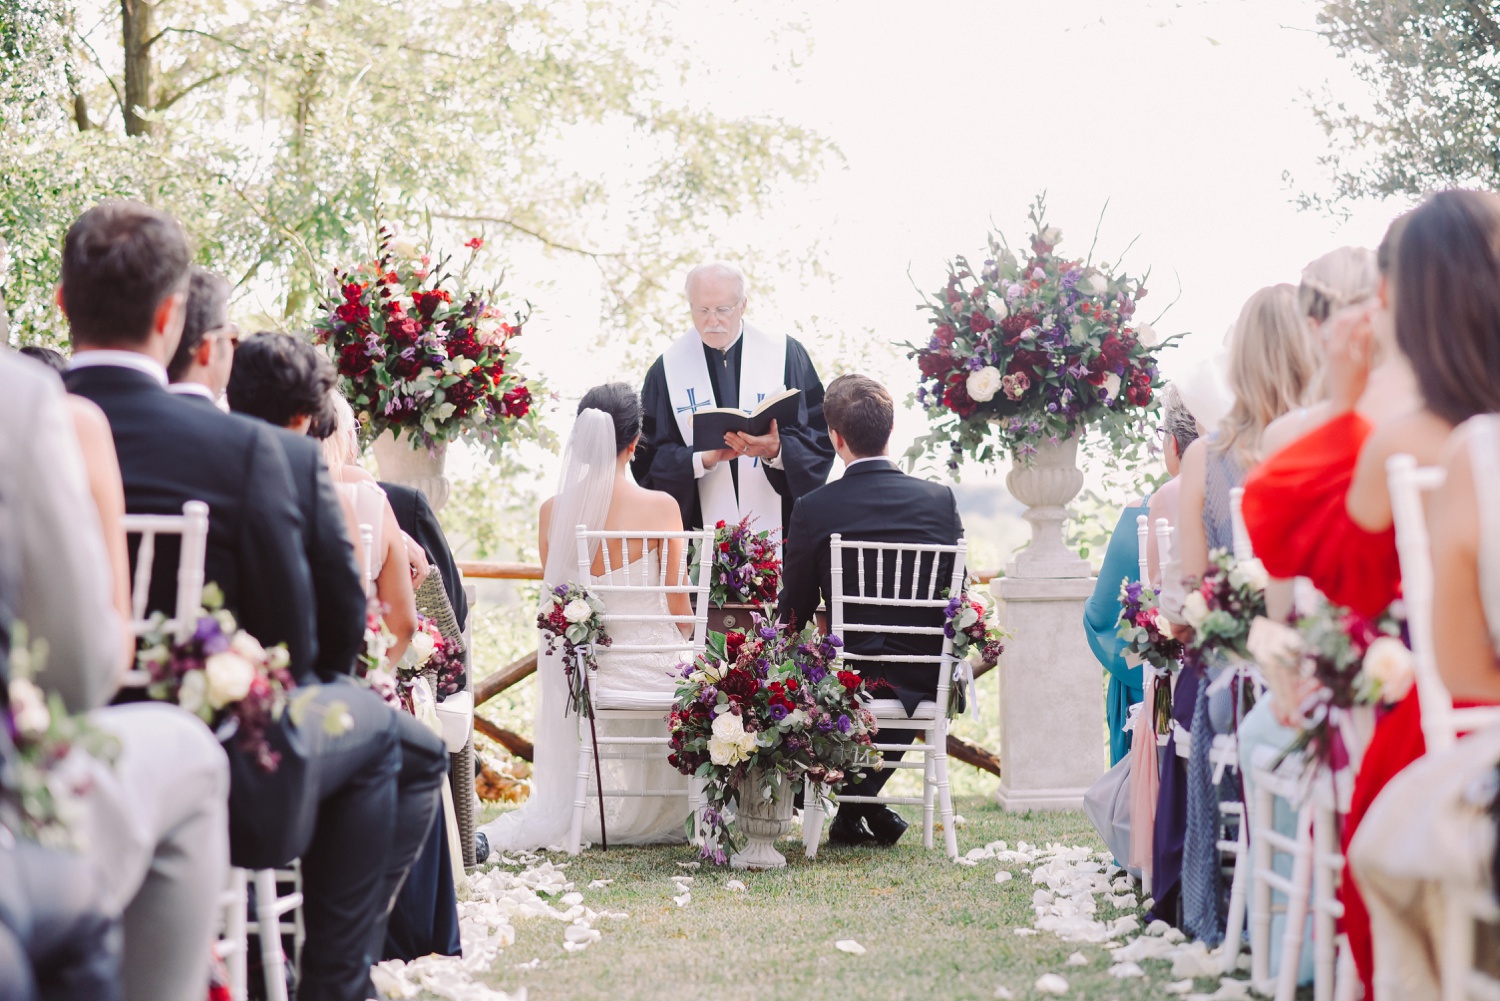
[222,329,452,963]
[60,202,438,1001]
[776,374,963,847]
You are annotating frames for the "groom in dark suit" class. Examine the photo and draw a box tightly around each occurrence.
[777,374,963,847]
[61,201,440,1001]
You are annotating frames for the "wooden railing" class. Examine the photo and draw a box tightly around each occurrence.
[460,560,1003,776]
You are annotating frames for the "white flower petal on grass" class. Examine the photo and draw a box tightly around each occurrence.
[725,879,747,892]
[672,892,691,907]
[1109,893,1138,908]
[994,870,1013,884]
[1165,980,1195,995]
[994,988,1015,1000]
[676,861,701,869]
[1013,928,1038,937]
[560,892,583,906]
[1108,962,1145,978]
[1066,951,1088,966]
[513,958,541,971]
[835,940,866,955]
[1111,876,1134,893]
[587,879,613,889]
[670,875,694,885]
[1034,973,1069,995]
[561,924,601,952]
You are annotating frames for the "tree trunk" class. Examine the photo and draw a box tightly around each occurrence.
[121,0,154,136]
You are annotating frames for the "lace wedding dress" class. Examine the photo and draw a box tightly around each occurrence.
[478,410,689,853]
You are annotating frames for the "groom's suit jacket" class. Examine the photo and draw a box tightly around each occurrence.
[66,364,318,676]
[776,458,964,715]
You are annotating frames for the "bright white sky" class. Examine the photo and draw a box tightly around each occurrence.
[461,0,1405,561]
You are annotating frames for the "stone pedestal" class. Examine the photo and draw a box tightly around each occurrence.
[372,433,451,512]
[993,575,1104,811]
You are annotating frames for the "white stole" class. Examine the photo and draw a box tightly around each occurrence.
[663,323,788,539]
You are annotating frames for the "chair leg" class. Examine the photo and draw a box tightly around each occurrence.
[252,869,290,1001]
[801,778,824,859]
[1441,891,1475,1001]
[224,867,248,1001]
[1313,804,1338,1001]
[687,777,703,846]
[1250,782,1274,992]
[933,725,958,859]
[1222,815,1249,975]
[1333,934,1358,1001]
[1274,809,1315,1001]
[922,735,937,851]
[567,725,593,856]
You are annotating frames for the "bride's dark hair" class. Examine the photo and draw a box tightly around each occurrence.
[578,382,643,453]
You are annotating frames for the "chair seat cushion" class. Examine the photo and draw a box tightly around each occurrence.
[865,698,939,721]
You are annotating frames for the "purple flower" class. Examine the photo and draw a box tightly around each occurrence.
[836,715,852,734]
[806,664,828,684]
[817,717,835,732]
[1061,268,1081,290]
[768,704,788,722]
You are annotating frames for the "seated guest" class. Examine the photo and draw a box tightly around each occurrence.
[225,331,456,962]
[164,266,236,405]
[60,201,442,1001]
[1,349,127,1001]
[777,374,963,847]
[378,480,468,632]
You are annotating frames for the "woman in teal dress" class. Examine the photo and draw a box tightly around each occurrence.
[1082,384,1202,765]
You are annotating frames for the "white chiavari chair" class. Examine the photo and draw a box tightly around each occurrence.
[565,526,714,856]
[1388,452,1500,1001]
[359,523,376,594]
[801,534,968,860]
[124,500,302,1001]
[1248,744,1312,1001]
[1137,513,1151,585]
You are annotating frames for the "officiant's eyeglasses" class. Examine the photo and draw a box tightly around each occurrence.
[693,302,743,319]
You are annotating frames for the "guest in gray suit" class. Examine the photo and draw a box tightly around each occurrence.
[1,346,229,1001]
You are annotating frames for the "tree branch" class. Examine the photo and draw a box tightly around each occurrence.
[155,69,230,111]
[73,29,125,123]
[153,26,254,55]
[429,212,627,262]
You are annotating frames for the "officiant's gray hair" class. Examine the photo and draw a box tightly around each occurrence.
[684,261,747,301]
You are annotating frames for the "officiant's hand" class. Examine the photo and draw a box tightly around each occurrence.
[700,447,740,470]
[725,419,781,461]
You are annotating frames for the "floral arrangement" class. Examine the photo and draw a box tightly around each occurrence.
[1181,549,1269,661]
[537,583,610,717]
[1116,579,1183,672]
[5,628,119,849]
[905,195,1173,472]
[357,598,401,707]
[1256,601,1411,768]
[136,585,298,773]
[667,623,879,863]
[697,516,781,607]
[313,228,542,461]
[943,586,1007,668]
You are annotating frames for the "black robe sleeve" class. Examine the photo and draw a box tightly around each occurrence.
[633,356,700,530]
[763,336,836,527]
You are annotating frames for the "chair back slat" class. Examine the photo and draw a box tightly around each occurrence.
[358,523,375,595]
[122,500,211,640]
[1137,514,1151,584]
[573,526,715,661]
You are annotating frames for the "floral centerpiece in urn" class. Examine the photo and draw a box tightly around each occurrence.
[905,195,1174,576]
[668,622,878,869]
[313,229,543,510]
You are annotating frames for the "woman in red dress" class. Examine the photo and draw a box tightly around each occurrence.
[1242,190,1500,996]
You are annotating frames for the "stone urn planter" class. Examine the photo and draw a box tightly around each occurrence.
[1005,433,1091,579]
[729,765,795,870]
[372,433,451,513]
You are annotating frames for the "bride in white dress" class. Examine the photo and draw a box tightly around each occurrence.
[479,384,692,852]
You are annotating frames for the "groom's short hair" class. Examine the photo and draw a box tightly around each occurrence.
[62,200,190,348]
[824,374,893,457]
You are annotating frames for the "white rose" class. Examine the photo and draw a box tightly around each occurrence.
[701,659,730,683]
[709,736,745,767]
[8,678,50,739]
[204,652,256,710]
[712,711,747,742]
[966,366,1002,403]
[178,668,208,715]
[1228,558,1269,594]
[562,599,593,624]
[1041,226,1063,245]
[991,298,1010,321]
[1182,591,1210,631]
[1102,372,1122,399]
[410,628,437,666]
[1087,272,1110,296]
[1363,636,1415,703]
[1135,323,1158,348]
[229,631,266,664]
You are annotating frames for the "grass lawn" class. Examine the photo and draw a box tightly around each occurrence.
[469,795,1223,1001]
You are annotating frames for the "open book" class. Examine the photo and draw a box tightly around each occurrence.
[691,387,801,451]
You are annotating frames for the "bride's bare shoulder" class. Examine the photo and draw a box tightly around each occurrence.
[618,481,683,529]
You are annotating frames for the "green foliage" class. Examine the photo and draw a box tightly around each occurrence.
[0,0,833,347]
[1304,2,1500,209]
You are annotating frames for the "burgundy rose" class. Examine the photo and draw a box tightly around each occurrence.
[410,289,451,318]
[1127,385,1152,407]
[390,317,421,345]
[1100,334,1129,369]
[502,385,531,418]
[388,349,422,380]
[724,631,747,660]
[719,667,757,702]
[969,311,994,335]
[445,378,480,416]
[338,344,372,378]
[335,300,370,325]
[933,325,956,347]
[942,377,977,418]
[918,352,953,378]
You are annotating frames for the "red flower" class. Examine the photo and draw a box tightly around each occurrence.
[502,386,531,418]
[390,318,421,345]
[1127,385,1152,407]
[918,351,954,378]
[446,328,483,360]
[719,668,757,702]
[464,237,484,250]
[411,289,451,318]
[836,670,862,691]
[445,379,480,416]
[724,631,747,660]
[338,344,372,378]
[341,281,366,302]
[942,378,977,418]
[335,300,370,325]
[933,325,956,347]
[969,311,993,334]
[1100,334,1129,369]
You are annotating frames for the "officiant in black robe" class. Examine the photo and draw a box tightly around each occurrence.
[632,262,834,536]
